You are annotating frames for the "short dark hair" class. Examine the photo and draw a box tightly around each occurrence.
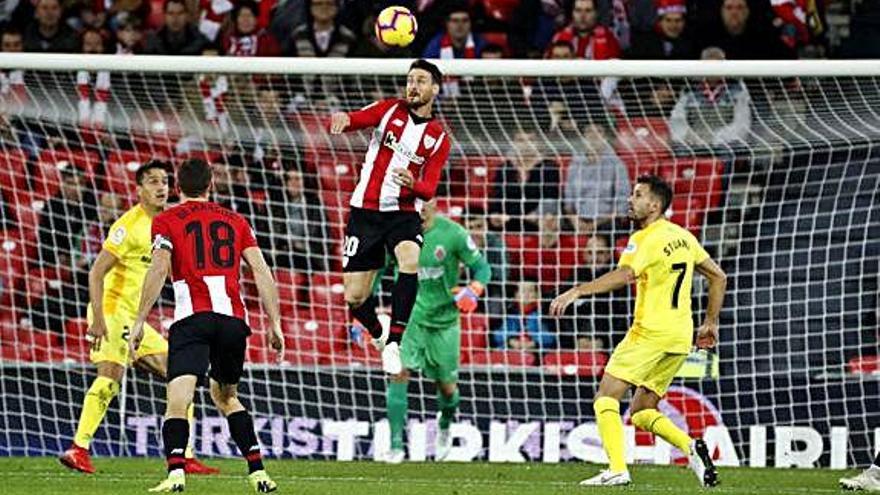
[637,174,673,212]
[409,59,443,85]
[481,43,504,57]
[548,40,575,53]
[1,28,23,39]
[177,159,213,197]
[135,159,173,185]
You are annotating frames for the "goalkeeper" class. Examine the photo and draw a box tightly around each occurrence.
[366,199,491,463]
[59,161,216,476]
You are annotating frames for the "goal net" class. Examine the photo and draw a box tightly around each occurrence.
[0,55,877,468]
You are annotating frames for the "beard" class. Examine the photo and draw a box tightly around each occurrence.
[406,93,430,109]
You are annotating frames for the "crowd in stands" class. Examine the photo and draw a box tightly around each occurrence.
[0,0,870,60]
[0,0,876,369]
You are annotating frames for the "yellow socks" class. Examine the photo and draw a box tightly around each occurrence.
[73,376,120,449]
[593,396,627,473]
[631,408,692,455]
[185,402,195,459]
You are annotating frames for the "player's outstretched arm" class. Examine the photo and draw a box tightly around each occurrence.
[549,266,636,317]
[243,246,284,361]
[86,249,118,352]
[694,257,728,349]
[329,99,396,134]
[129,249,171,356]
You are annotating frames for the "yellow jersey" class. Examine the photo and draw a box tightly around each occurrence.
[98,205,154,318]
[618,218,710,353]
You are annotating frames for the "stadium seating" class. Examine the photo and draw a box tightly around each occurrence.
[542,350,608,377]
[467,349,537,367]
[35,149,99,199]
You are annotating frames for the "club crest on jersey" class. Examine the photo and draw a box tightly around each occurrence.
[434,245,446,261]
[384,131,425,164]
[423,134,436,149]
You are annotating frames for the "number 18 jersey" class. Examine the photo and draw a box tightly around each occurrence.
[618,218,710,353]
[151,201,258,325]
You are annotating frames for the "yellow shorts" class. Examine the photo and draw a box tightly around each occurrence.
[88,308,167,366]
[604,331,688,397]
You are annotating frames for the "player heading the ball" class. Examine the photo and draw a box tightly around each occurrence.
[329,59,451,375]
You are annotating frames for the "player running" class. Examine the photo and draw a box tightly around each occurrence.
[550,175,728,488]
[129,159,283,493]
[329,59,451,375]
[59,160,217,475]
[376,199,491,464]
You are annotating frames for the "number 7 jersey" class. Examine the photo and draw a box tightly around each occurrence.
[151,201,258,325]
[617,218,710,353]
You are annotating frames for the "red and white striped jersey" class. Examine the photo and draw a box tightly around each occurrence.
[151,201,258,324]
[344,98,451,212]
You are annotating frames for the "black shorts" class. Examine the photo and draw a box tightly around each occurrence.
[342,207,423,272]
[167,312,252,385]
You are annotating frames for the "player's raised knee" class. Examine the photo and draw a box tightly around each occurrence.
[394,241,421,272]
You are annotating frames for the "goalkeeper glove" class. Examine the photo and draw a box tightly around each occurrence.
[452,282,484,313]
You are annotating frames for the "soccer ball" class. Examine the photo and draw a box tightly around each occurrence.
[375,6,418,48]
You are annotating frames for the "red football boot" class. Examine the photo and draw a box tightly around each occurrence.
[59,445,96,474]
[184,457,220,475]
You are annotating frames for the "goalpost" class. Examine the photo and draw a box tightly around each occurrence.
[0,54,877,468]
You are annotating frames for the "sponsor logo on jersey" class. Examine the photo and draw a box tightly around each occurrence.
[109,226,126,246]
[434,245,446,261]
[423,134,436,149]
[384,131,425,165]
[417,266,445,280]
[391,118,404,127]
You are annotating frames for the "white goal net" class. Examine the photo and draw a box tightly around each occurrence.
[0,55,877,468]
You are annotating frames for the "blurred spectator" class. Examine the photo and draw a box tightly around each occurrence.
[223,0,281,57]
[1,29,26,110]
[558,234,629,348]
[143,0,209,55]
[285,0,356,57]
[38,166,98,266]
[626,0,695,60]
[669,46,751,148]
[492,279,557,350]
[269,0,306,45]
[31,166,98,332]
[96,0,150,32]
[530,40,602,134]
[548,0,620,60]
[275,167,328,272]
[76,28,111,128]
[480,42,504,59]
[1,28,23,52]
[464,205,508,325]
[771,0,824,54]
[422,4,486,59]
[597,0,656,44]
[488,129,561,232]
[80,192,123,265]
[23,0,79,53]
[212,158,253,216]
[80,27,106,54]
[696,0,794,59]
[348,13,415,58]
[564,122,630,234]
[114,16,145,54]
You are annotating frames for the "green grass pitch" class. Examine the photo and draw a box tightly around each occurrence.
[0,457,854,494]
